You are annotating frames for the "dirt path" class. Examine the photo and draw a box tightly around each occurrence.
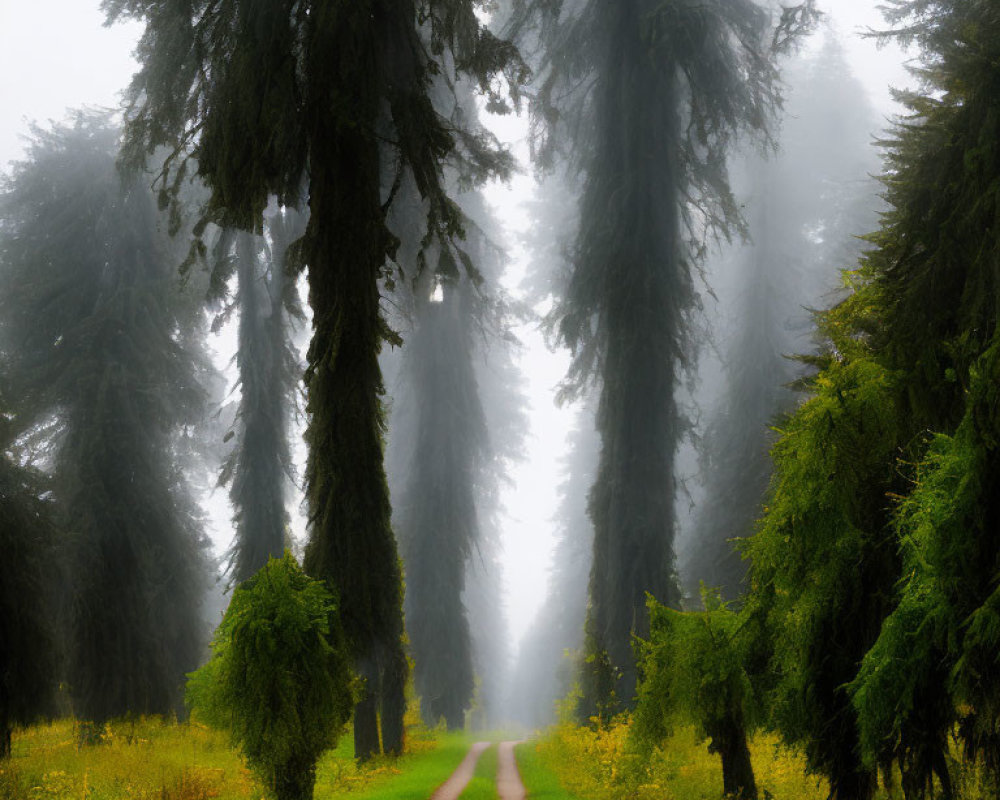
[495,741,527,800]
[430,740,492,800]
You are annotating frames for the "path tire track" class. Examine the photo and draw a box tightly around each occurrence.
[496,740,526,800]
[430,740,491,800]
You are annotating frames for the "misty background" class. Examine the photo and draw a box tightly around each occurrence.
[0,0,915,726]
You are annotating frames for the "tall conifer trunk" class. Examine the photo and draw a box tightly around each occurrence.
[229,231,290,583]
[301,0,405,760]
[581,0,685,715]
[399,288,481,730]
[105,0,522,760]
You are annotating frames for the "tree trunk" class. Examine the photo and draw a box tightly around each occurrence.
[230,231,287,583]
[380,645,407,756]
[828,766,876,800]
[273,756,316,800]
[354,681,381,761]
[581,0,684,716]
[301,0,407,762]
[401,293,479,736]
[713,719,758,800]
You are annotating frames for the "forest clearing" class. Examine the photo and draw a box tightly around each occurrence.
[3,1,1000,799]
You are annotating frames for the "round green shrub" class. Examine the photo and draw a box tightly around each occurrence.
[187,552,355,800]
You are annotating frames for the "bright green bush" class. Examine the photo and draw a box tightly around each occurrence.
[187,553,355,800]
[633,591,759,799]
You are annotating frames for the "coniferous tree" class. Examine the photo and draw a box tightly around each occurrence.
[395,283,484,729]
[186,553,354,800]
[105,0,525,758]
[216,208,306,585]
[0,398,58,757]
[742,4,1000,796]
[838,1,1000,794]
[454,193,525,731]
[683,36,883,601]
[633,593,761,799]
[739,338,903,800]
[0,112,210,730]
[506,168,592,728]
[506,0,817,715]
[384,167,523,731]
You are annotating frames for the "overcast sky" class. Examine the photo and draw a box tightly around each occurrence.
[0,1,915,649]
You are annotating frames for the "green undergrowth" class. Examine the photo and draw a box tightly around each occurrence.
[0,717,477,800]
[322,730,473,800]
[527,720,1000,800]
[514,741,581,799]
[530,721,832,800]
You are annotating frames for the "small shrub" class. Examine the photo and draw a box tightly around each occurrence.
[632,590,760,799]
[187,553,355,800]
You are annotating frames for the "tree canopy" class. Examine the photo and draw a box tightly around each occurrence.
[214,209,307,586]
[105,0,526,758]
[506,0,817,716]
[0,400,58,757]
[741,2,1000,796]
[0,110,210,728]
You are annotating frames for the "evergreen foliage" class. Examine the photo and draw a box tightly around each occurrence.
[450,191,525,731]
[633,591,759,800]
[740,331,906,798]
[509,403,598,729]
[105,0,525,759]
[0,405,58,758]
[386,248,520,732]
[396,285,485,730]
[744,4,1000,794]
[381,81,524,734]
[215,209,306,586]
[839,2,1000,793]
[507,165,591,730]
[0,111,210,728]
[187,553,354,800]
[506,0,817,716]
[683,36,883,600]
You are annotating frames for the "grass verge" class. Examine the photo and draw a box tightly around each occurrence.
[534,721,831,800]
[530,721,1000,800]
[514,740,581,800]
[0,717,477,800]
[319,730,475,800]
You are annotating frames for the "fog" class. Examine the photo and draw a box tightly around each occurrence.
[0,0,916,739]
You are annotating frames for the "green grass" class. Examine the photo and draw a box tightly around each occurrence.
[457,742,498,800]
[514,741,581,800]
[531,721,833,800]
[318,730,476,800]
[526,721,1000,800]
[2,717,257,800]
[0,717,481,800]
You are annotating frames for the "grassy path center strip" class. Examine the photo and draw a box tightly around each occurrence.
[431,741,491,800]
